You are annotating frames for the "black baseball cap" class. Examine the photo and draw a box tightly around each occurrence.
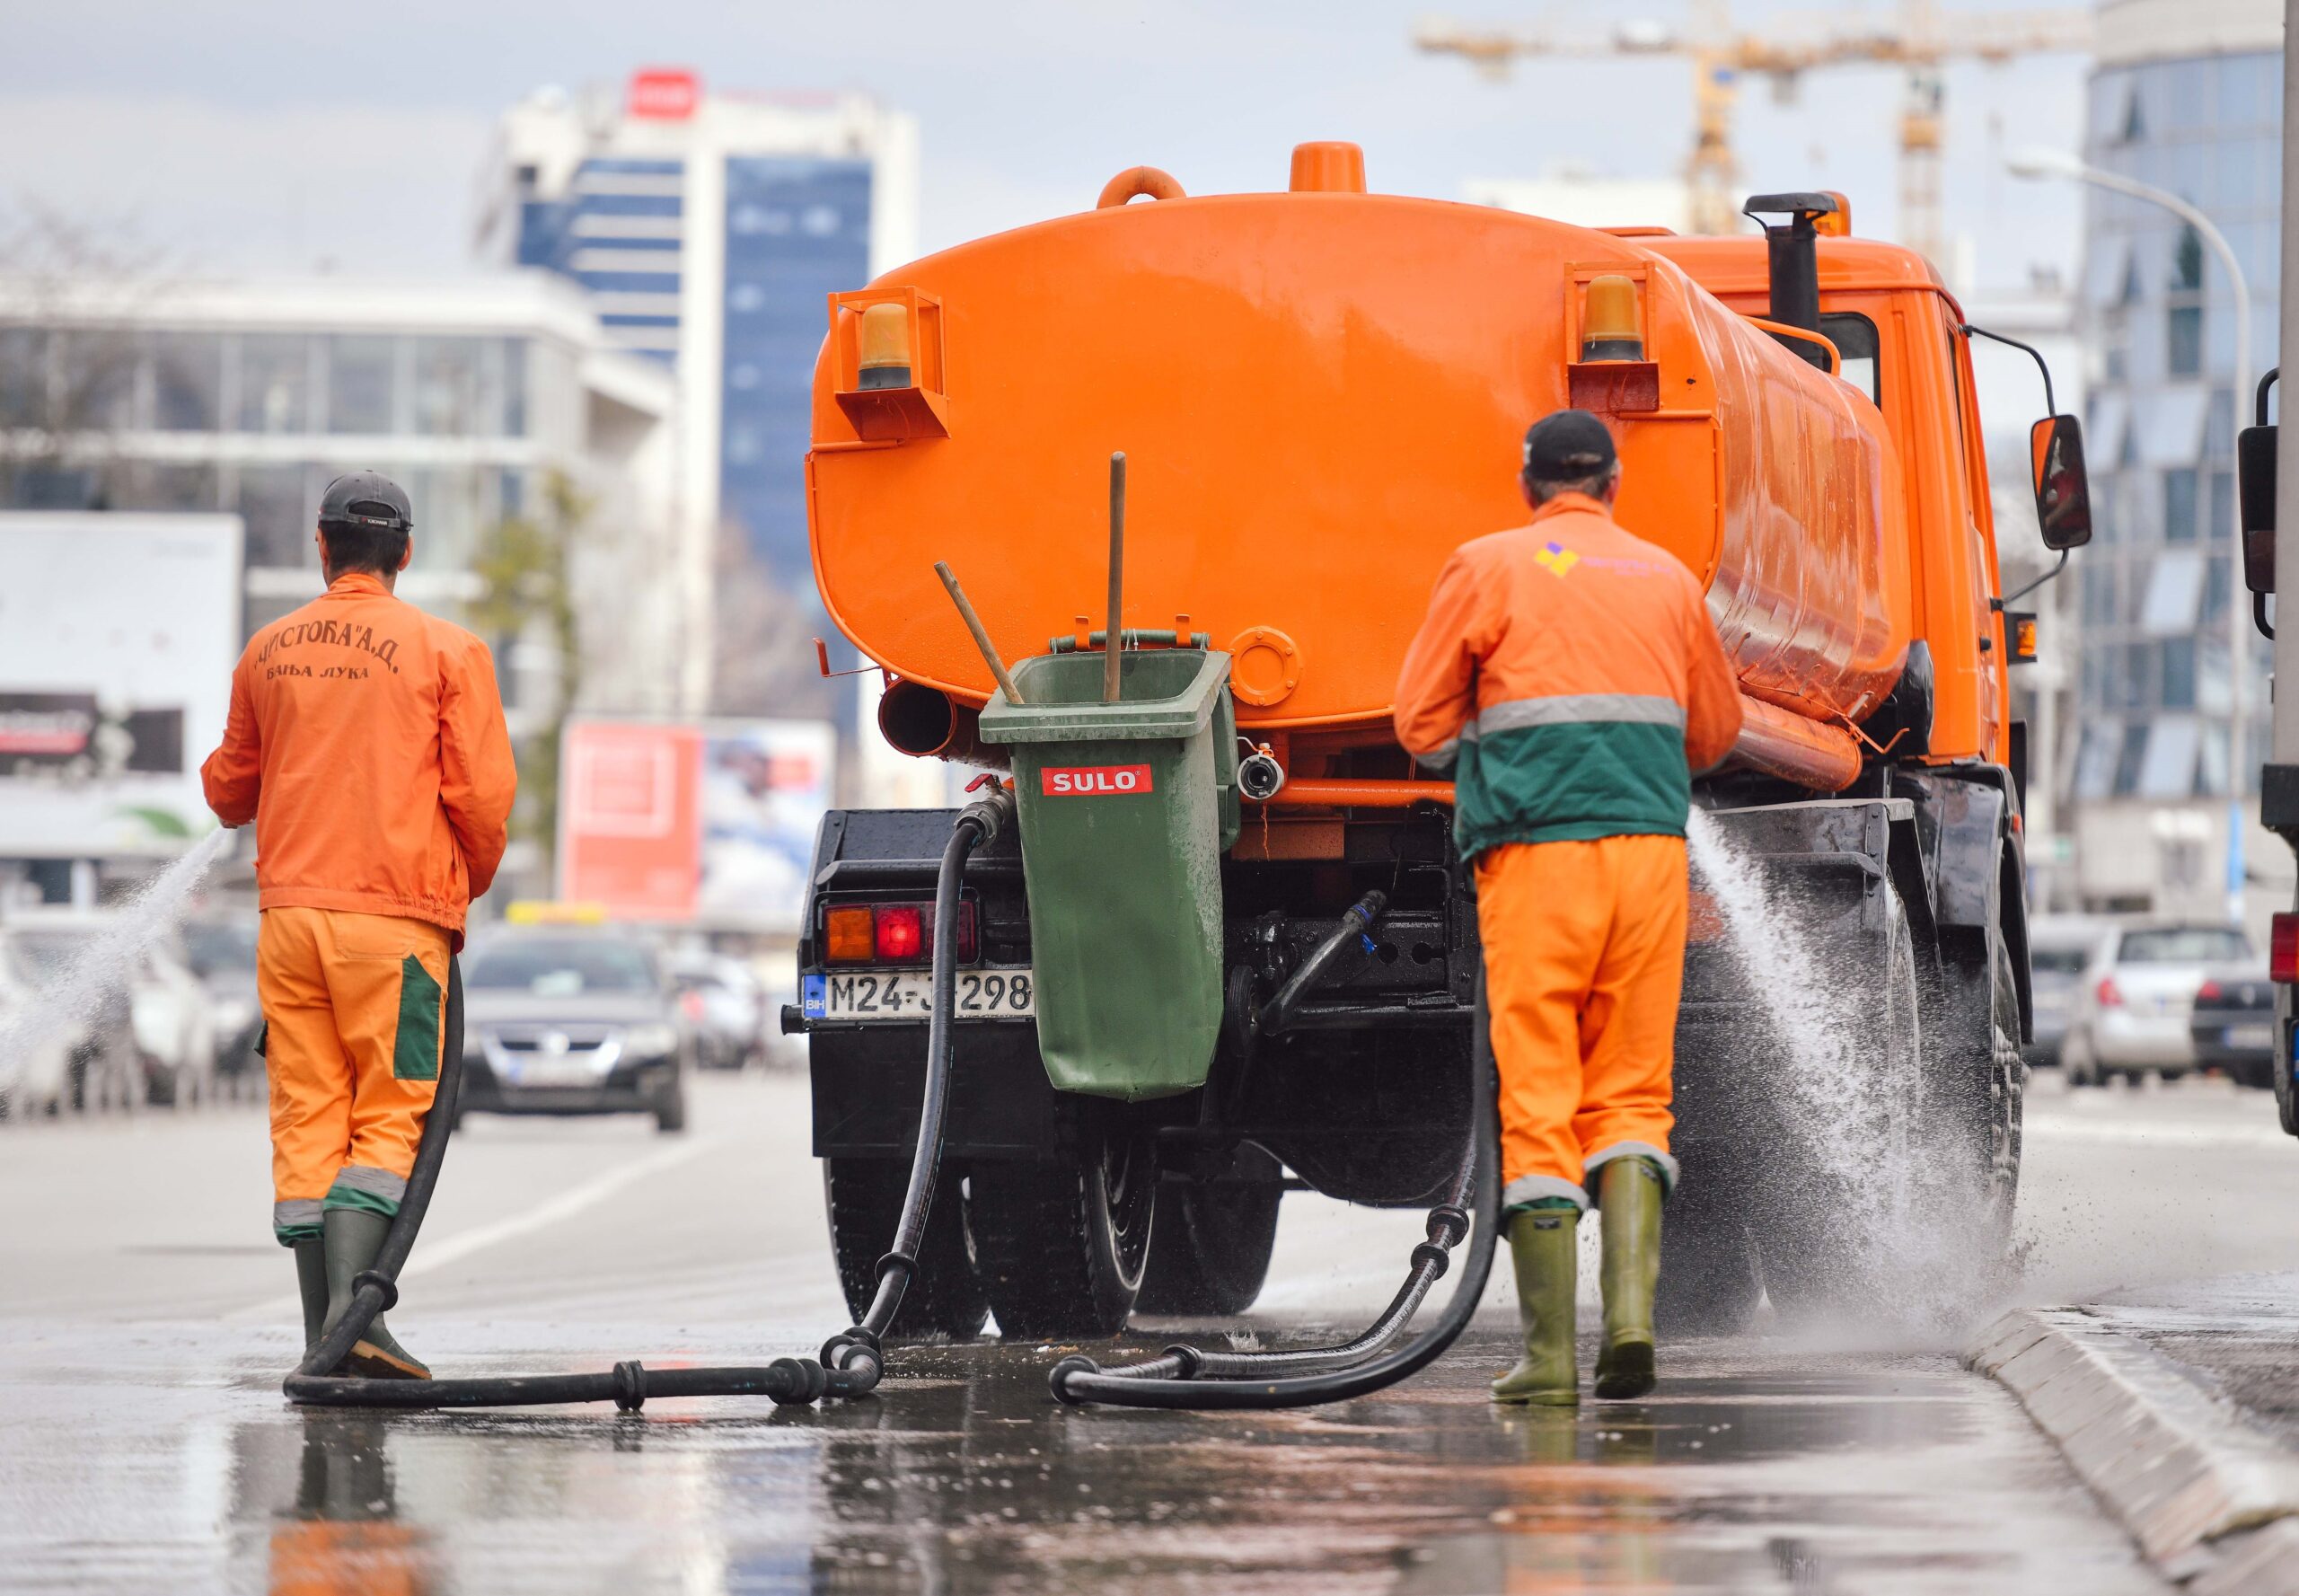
[1521,410,1617,480]
[318,471,413,533]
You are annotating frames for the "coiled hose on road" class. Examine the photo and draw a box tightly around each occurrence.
[1047,974,1499,1409]
[284,787,1013,1412]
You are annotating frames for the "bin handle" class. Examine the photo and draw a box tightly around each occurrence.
[1046,629,1211,654]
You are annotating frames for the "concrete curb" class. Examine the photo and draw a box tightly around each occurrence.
[1967,1308,2299,1592]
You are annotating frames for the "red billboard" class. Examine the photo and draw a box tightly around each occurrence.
[559,721,702,922]
[559,719,835,930]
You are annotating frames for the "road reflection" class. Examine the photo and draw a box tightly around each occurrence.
[260,1415,433,1596]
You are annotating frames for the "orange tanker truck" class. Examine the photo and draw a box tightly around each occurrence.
[790,143,2092,1339]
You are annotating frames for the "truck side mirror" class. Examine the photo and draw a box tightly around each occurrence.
[2240,367,2279,595]
[2030,414,2092,551]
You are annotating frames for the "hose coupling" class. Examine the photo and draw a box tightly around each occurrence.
[349,1269,401,1313]
[958,783,1017,846]
[612,1359,648,1413]
[1160,1343,1206,1380]
[1425,1204,1471,1246]
[1238,747,1285,802]
[873,1248,919,1288]
[1048,1354,1100,1405]
[1409,1240,1453,1278]
[822,1325,884,1370]
[768,1355,828,1406]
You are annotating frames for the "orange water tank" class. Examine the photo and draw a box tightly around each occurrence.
[807,145,1911,753]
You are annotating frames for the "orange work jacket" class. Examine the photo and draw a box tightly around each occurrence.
[1393,493,1743,860]
[200,572,516,945]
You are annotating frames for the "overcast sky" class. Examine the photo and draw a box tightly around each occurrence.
[0,0,2086,296]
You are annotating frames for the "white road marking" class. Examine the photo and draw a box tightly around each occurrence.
[225,1133,729,1322]
[2026,1117,2295,1151]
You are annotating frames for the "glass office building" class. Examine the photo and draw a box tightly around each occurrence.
[2072,4,2282,807]
[488,75,916,595]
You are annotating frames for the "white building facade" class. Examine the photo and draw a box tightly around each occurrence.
[0,274,700,721]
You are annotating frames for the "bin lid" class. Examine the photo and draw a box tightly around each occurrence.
[979,649,1230,745]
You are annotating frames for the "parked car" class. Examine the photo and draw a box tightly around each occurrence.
[667,951,769,1071]
[128,939,220,1107]
[2191,965,2278,1089]
[458,928,691,1133]
[2061,921,2256,1087]
[2024,916,2114,1067]
[0,916,141,1113]
[0,937,73,1119]
[182,913,264,1097]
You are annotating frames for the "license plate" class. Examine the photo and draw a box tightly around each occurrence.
[2227,1025,2275,1049]
[513,1057,600,1088]
[803,969,1035,1021]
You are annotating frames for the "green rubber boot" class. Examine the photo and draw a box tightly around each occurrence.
[1490,1201,1581,1406]
[320,1208,429,1380]
[1594,1158,1664,1400]
[293,1239,330,1357]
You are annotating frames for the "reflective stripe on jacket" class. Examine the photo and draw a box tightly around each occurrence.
[1392,493,1742,860]
[200,572,516,945]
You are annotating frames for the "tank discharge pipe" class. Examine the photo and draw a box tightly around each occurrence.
[1729,694,1863,791]
[284,787,1017,1413]
[1047,974,1500,1410]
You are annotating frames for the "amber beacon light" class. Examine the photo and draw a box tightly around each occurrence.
[1580,274,1644,362]
[858,303,912,391]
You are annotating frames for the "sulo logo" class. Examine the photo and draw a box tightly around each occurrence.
[1041,763,1154,797]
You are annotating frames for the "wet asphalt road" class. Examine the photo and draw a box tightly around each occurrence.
[4,1068,2295,1593]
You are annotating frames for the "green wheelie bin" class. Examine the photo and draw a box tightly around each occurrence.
[978,642,1238,1100]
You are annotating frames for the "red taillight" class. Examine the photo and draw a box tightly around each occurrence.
[2272,913,2299,983]
[827,899,980,966]
[875,904,924,962]
[2096,975,2124,1008]
[2198,979,2223,1001]
[681,989,706,1021]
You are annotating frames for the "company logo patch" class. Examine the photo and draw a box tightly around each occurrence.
[1533,540,1580,577]
[1041,763,1154,797]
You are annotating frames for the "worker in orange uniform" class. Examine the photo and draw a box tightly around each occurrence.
[202,472,515,1380]
[1395,410,1740,1405]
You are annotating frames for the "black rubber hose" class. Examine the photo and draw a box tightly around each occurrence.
[286,798,1002,1411]
[1048,972,1500,1408]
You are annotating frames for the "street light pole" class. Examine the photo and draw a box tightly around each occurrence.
[2010,150,2253,923]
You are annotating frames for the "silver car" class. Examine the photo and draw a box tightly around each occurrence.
[2060,921,2256,1087]
[2024,916,2114,1067]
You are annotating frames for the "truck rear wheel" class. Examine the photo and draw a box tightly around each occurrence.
[970,1117,1157,1338]
[823,1159,990,1341]
[1135,1148,1283,1318]
[1656,1180,1761,1336]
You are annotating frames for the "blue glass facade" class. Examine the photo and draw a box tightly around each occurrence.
[515,158,685,361]
[720,156,872,579]
[2073,49,2283,802]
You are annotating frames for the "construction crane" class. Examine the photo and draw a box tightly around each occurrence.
[1415,1,2091,260]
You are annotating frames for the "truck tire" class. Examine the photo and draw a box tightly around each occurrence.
[823,1158,990,1341]
[1135,1152,1283,1318]
[970,1117,1157,1338]
[652,1077,688,1134]
[1655,1181,1761,1336]
[1756,886,1921,1319]
[1969,934,2024,1248]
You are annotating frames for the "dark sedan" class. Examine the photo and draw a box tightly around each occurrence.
[2190,966,2278,1090]
[457,930,691,1133]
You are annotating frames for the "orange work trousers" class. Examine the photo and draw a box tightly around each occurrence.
[1475,833,1687,1210]
[260,906,450,1247]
